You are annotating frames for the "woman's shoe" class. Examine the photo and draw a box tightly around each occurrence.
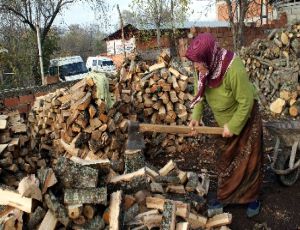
[207,200,223,217]
[246,200,261,218]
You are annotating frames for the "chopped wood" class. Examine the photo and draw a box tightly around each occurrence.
[37,168,57,194]
[161,200,176,230]
[205,213,232,229]
[187,212,207,229]
[124,203,139,223]
[149,62,166,72]
[0,188,32,213]
[70,156,110,171]
[145,167,159,178]
[168,68,180,77]
[109,190,123,230]
[143,214,162,229]
[55,157,99,188]
[0,119,7,130]
[67,204,82,219]
[0,144,8,154]
[166,185,186,194]
[83,204,95,220]
[38,210,57,230]
[124,149,145,173]
[17,175,42,201]
[176,222,189,230]
[270,98,286,114]
[110,167,146,183]
[44,191,69,226]
[27,207,46,229]
[159,160,176,176]
[150,182,164,193]
[146,197,189,218]
[64,187,107,205]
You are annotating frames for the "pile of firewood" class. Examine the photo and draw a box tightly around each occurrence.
[118,52,196,155]
[0,111,37,188]
[0,154,232,229]
[27,76,135,171]
[240,22,300,117]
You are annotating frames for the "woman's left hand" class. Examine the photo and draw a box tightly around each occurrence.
[223,124,233,138]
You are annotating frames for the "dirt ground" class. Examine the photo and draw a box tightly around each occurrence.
[147,129,300,230]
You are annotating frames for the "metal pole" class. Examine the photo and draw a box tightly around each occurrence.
[36,24,45,85]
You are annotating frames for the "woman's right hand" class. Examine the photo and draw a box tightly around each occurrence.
[189,119,200,136]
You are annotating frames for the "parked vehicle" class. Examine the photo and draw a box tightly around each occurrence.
[48,56,88,82]
[86,56,116,73]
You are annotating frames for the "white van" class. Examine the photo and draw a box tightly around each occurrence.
[86,56,116,73]
[48,56,88,81]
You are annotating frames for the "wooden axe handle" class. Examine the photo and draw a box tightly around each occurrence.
[139,124,223,135]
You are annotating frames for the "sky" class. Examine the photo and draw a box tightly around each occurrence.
[55,0,216,32]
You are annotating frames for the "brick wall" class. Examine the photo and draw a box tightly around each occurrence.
[0,81,77,116]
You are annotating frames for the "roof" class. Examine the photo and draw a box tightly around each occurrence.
[103,21,230,41]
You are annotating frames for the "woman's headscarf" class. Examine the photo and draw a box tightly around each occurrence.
[185,33,235,107]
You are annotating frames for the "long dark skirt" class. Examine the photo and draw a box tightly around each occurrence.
[217,102,263,204]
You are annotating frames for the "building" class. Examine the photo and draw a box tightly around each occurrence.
[103,21,230,67]
[216,0,295,25]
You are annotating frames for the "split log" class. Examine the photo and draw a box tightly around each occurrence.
[124,150,145,173]
[109,190,123,230]
[37,168,57,194]
[38,210,57,230]
[176,222,189,230]
[0,188,32,213]
[44,191,69,226]
[55,157,99,188]
[161,200,176,230]
[17,175,42,201]
[83,204,95,220]
[67,204,83,219]
[28,206,46,229]
[146,197,189,218]
[159,160,176,176]
[64,187,107,205]
[205,213,232,229]
[187,212,207,229]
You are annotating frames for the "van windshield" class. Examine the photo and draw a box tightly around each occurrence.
[49,62,88,78]
[102,60,114,66]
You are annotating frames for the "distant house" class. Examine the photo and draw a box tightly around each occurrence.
[216,0,294,25]
[103,21,230,66]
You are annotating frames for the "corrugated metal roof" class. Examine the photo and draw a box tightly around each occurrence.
[134,20,230,30]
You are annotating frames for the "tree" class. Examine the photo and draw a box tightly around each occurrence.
[130,0,191,49]
[0,0,84,84]
[196,0,263,51]
[56,24,106,61]
[224,0,250,51]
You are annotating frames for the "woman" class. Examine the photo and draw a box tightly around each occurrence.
[186,33,263,218]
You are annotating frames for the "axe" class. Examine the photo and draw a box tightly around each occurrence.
[127,121,224,150]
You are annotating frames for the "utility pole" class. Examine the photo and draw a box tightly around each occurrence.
[117,4,126,58]
[36,24,45,85]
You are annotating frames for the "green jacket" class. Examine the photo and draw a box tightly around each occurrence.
[191,57,256,135]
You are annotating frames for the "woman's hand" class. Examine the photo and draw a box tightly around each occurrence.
[189,119,204,136]
[223,124,233,138]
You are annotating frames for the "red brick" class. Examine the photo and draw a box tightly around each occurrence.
[16,104,29,114]
[4,97,20,107]
[19,94,34,104]
[34,92,47,97]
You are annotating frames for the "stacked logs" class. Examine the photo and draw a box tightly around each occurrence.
[117,52,196,155]
[240,22,300,117]
[0,156,233,229]
[27,75,134,170]
[0,111,35,188]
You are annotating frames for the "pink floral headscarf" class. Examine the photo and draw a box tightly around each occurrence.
[185,33,235,107]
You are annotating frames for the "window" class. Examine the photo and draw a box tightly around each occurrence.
[92,60,97,66]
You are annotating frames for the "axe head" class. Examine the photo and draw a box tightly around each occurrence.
[126,121,145,150]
